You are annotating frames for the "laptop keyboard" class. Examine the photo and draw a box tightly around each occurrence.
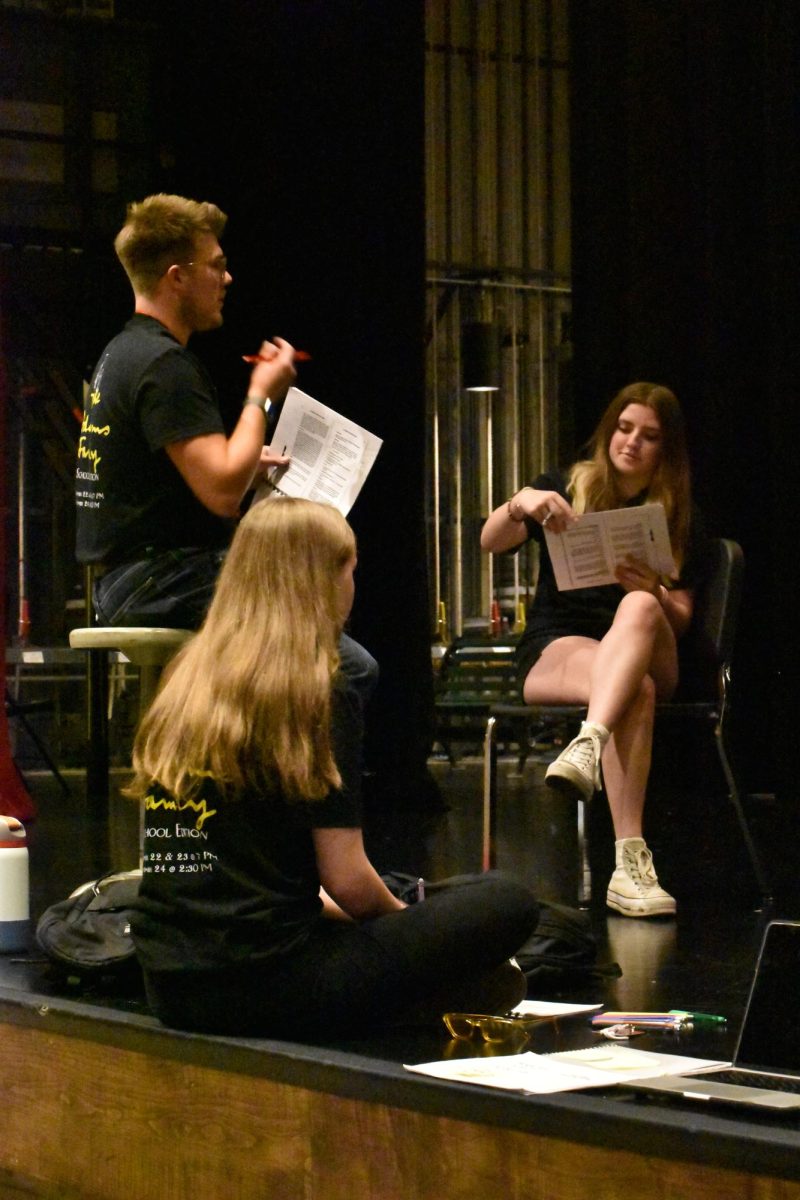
[697,1068,800,1094]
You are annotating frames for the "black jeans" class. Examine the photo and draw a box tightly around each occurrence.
[142,872,539,1039]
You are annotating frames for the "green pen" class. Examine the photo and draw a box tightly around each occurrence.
[669,1009,726,1024]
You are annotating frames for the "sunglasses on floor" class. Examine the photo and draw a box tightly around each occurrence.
[443,1012,544,1048]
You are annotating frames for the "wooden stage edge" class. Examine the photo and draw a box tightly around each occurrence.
[0,982,799,1200]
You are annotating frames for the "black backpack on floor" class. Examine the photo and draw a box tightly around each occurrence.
[513,900,620,992]
[35,870,143,989]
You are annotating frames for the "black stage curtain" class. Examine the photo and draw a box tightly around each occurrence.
[144,1,434,811]
[569,0,799,803]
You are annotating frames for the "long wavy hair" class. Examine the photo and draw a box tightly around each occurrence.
[127,499,356,805]
[567,382,692,567]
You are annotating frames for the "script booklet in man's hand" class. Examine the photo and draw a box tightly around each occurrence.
[253,387,383,517]
[544,504,676,591]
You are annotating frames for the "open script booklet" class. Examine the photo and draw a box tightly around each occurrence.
[253,387,382,517]
[545,504,676,591]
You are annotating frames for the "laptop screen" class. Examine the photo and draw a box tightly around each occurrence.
[736,921,800,1074]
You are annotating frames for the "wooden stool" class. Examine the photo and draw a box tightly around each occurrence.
[69,626,192,868]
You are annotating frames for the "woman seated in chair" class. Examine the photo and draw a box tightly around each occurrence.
[127,497,538,1038]
[481,382,704,918]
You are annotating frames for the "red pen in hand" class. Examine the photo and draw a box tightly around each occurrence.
[242,351,312,363]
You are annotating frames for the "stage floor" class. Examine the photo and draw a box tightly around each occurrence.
[13,750,792,1040]
[1,755,799,1197]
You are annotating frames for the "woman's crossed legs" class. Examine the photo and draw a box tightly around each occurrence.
[522,591,679,915]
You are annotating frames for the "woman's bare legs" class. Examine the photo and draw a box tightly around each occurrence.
[524,592,677,833]
[600,678,655,839]
[523,592,679,915]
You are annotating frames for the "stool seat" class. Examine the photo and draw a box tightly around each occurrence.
[69,627,192,667]
[70,625,194,869]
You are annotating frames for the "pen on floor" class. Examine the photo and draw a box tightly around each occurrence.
[596,1019,686,1031]
[591,1012,688,1029]
[592,1012,676,1023]
[669,1010,727,1025]
[242,351,312,363]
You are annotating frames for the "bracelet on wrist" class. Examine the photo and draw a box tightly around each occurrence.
[507,488,530,522]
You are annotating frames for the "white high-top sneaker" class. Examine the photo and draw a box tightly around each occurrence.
[607,838,676,917]
[545,721,608,802]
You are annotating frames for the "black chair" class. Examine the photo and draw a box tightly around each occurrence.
[433,635,522,768]
[482,538,772,903]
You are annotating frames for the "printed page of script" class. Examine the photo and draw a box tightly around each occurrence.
[544,505,676,591]
[253,387,382,516]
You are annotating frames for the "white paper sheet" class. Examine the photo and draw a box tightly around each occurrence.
[511,1001,603,1018]
[253,387,382,516]
[404,1045,728,1095]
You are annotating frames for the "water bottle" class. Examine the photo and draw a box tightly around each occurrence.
[0,816,29,951]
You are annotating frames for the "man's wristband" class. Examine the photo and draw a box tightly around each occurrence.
[243,394,270,413]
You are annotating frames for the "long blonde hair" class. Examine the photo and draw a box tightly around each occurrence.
[127,499,356,804]
[567,382,692,567]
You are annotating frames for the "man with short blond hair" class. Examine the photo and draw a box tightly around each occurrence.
[75,194,377,700]
[76,192,296,628]
[114,195,227,296]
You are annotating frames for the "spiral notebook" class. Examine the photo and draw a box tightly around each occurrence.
[629,920,800,1110]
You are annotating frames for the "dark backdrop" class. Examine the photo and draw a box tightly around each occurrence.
[143,0,434,810]
[568,0,798,805]
[10,0,794,815]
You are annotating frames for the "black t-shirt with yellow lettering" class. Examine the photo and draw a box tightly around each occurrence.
[130,682,363,973]
[75,314,233,565]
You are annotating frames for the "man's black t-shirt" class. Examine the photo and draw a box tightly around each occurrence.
[75,314,233,565]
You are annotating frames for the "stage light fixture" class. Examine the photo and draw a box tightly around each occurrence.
[461,321,501,392]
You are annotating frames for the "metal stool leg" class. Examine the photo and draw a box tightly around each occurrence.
[71,626,192,874]
[135,662,163,869]
[85,647,110,869]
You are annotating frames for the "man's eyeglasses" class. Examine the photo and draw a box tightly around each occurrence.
[183,256,228,278]
[443,1012,543,1047]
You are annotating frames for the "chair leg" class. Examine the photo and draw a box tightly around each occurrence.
[485,712,594,906]
[577,800,592,907]
[716,724,772,902]
[482,717,498,871]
